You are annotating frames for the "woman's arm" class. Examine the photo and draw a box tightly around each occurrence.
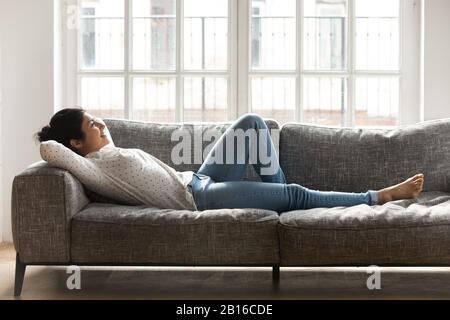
[40,140,104,184]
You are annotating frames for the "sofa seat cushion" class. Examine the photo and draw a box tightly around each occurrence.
[278,191,450,266]
[71,203,280,265]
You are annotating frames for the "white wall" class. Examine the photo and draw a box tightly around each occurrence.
[0,14,3,242]
[423,0,450,120]
[0,0,55,243]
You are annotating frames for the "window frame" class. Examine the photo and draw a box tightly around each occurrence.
[64,0,238,122]
[240,0,419,127]
[63,0,420,127]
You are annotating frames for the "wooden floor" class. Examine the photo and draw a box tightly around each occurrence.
[1,243,450,300]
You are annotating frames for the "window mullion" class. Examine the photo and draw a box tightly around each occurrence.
[65,0,78,108]
[297,0,303,123]
[229,0,238,120]
[399,0,404,126]
[237,0,250,117]
[402,0,421,125]
[76,0,81,107]
[176,0,183,122]
[125,0,131,119]
[347,0,355,127]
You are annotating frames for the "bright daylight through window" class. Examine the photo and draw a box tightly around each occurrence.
[70,0,408,126]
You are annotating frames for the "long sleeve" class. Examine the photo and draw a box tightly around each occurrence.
[40,140,104,187]
[39,140,197,210]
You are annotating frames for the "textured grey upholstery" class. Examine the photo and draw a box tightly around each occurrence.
[279,118,450,193]
[11,161,89,263]
[276,118,450,266]
[71,203,279,265]
[104,118,280,183]
[278,191,450,266]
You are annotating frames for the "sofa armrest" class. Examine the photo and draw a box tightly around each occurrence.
[11,161,90,264]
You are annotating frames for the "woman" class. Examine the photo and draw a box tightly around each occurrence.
[36,108,425,212]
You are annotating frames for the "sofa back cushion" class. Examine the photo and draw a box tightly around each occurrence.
[279,118,450,193]
[103,118,280,182]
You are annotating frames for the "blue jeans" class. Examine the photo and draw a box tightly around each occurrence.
[188,114,379,212]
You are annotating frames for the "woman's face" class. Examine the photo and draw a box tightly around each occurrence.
[70,113,112,156]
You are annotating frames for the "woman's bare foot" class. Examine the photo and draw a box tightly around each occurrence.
[377,174,425,205]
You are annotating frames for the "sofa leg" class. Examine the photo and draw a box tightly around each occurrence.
[14,253,26,297]
[272,266,280,284]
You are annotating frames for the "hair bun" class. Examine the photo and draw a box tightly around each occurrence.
[37,125,53,142]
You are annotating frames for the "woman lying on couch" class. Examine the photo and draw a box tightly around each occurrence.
[36,108,424,212]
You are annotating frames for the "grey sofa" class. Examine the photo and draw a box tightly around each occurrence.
[11,116,450,296]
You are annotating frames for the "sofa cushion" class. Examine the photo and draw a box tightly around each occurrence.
[71,203,280,265]
[279,118,450,193]
[278,191,450,266]
[104,118,280,182]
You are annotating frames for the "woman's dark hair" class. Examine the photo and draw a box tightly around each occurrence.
[35,107,86,153]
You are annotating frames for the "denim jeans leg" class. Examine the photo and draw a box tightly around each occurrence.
[197,113,286,183]
[192,180,379,212]
[293,185,380,209]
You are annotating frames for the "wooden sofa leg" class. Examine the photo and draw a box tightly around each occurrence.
[272,266,280,284]
[14,253,26,297]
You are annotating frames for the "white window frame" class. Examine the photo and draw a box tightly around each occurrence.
[63,0,420,126]
[63,0,238,122]
[238,0,421,127]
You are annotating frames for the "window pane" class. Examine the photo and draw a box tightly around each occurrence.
[81,19,124,70]
[184,0,227,17]
[251,0,296,70]
[355,0,399,17]
[303,0,347,71]
[132,18,176,70]
[132,0,175,16]
[184,0,228,70]
[355,77,399,126]
[355,0,399,70]
[81,77,125,118]
[132,0,176,70]
[132,77,176,122]
[184,77,227,122]
[80,0,124,69]
[251,77,295,125]
[303,77,347,126]
[81,0,124,17]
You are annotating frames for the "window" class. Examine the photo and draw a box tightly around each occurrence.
[66,0,235,123]
[64,0,419,127]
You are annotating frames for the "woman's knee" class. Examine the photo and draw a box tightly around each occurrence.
[236,113,265,129]
[285,183,309,210]
[286,183,309,196]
